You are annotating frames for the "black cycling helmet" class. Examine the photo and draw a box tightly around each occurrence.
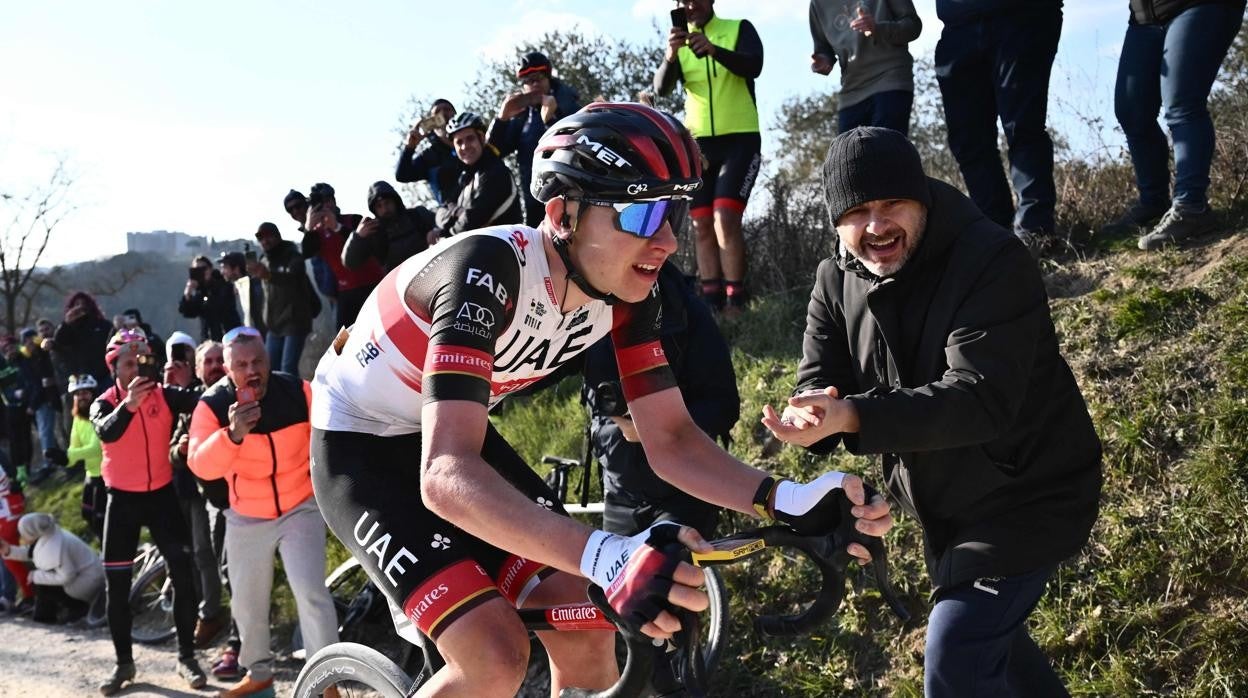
[531,102,703,204]
[517,51,552,78]
[445,111,486,137]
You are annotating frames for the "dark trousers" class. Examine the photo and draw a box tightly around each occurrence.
[838,89,915,136]
[33,583,89,624]
[925,565,1068,698]
[102,484,199,662]
[335,285,375,330]
[6,408,32,467]
[936,10,1062,233]
[1115,3,1242,211]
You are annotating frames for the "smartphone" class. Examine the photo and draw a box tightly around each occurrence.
[418,113,446,132]
[670,7,687,28]
[188,267,201,280]
[236,386,257,404]
[136,354,161,383]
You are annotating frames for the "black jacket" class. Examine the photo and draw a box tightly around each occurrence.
[178,271,242,341]
[435,149,523,235]
[796,178,1102,591]
[1128,0,1243,24]
[935,0,1061,26]
[343,181,434,272]
[584,263,740,504]
[395,134,463,205]
[169,379,229,508]
[53,315,113,386]
[262,240,318,336]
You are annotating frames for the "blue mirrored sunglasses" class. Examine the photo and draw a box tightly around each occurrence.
[577,197,690,239]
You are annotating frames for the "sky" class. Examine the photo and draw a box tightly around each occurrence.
[1,0,1133,267]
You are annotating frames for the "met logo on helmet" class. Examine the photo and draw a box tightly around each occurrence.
[576,134,631,168]
[672,182,700,192]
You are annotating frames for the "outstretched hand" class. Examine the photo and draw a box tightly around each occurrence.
[761,386,859,447]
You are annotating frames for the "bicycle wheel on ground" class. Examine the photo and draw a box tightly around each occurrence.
[294,642,413,698]
[129,559,175,644]
[84,585,109,628]
[325,560,421,676]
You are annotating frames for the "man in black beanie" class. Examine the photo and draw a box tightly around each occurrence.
[763,127,1101,697]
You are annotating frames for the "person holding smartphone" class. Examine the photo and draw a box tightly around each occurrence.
[396,98,463,206]
[90,330,207,694]
[654,0,764,316]
[178,256,242,342]
[486,51,582,226]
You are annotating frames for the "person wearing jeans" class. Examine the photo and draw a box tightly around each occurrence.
[933,0,1062,250]
[1107,0,1246,251]
[252,222,317,377]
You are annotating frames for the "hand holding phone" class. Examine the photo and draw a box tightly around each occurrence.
[670,7,687,27]
[136,354,162,383]
[236,386,257,404]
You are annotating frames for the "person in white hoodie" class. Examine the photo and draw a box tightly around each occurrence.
[0,511,103,623]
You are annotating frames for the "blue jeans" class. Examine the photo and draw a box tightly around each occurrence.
[266,333,307,377]
[936,10,1062,233]
[925,565,1068,698]
[838,89,914,136]
[34,404,59,454]
[1114,4,1242,211]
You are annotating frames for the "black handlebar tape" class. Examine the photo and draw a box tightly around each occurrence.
[753,527,846,636]
[560,585,657,698]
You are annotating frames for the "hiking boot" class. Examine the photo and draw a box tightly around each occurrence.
[98,662,136,696]
[218,673,275,697]
[1101,200,1169,237]
[177,657,208,690]
[1138,206,1218,251]
[194,613,229,648]
[211,649,242,680]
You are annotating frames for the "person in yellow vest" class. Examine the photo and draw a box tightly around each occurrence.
[654,0,763,316]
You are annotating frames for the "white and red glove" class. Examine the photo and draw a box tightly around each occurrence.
[579,522,683,626]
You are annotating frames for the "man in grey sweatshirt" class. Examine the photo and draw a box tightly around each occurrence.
[810,0,923,134]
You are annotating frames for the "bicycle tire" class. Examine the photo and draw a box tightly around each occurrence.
[84,586,109,628]
[324,560,421,676]
[700,566,729,670]
[293,642,413,698]
[129,559,176,644]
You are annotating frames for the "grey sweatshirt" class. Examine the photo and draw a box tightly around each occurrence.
[809,0,922,108]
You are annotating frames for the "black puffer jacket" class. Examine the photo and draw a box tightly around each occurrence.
[1128,0,1243,24]
[342,181,434,272]
[435,149,523,235]
[262,239,318,336]
[178,271,242,341]
[796,178,1102,591]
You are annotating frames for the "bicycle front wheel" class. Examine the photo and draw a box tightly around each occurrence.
[295,642,414,698]
[129,560,176,644]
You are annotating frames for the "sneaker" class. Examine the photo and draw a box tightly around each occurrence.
[1101,200,1169,237]
[98,662,136,696]
[177,657,208,690]
[1138,206,1218,251]
[211,649,242,680]
[194,614,229,649]
[13,596,34,617]
[218,673,275,698]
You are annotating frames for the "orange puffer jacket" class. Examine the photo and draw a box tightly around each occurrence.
[187,373,314,520]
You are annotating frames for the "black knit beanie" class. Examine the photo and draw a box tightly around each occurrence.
[822,127,931,225]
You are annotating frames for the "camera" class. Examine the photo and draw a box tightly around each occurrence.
[592,381,629,418]
[136,354,161,383]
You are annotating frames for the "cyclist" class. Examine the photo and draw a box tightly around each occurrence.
[655,0,764,314]
[310,102,888,697]
[91,330,207,694]
[428,112,523,244]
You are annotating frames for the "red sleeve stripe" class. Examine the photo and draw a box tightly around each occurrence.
[377,269,430,372]
[615,341,668,379]
[425,345,493,382]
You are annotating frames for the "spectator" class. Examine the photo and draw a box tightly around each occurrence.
[430,112,524,241]
[166,335,230,651]
[91,329,206,694]
[487,52,582,226]
[65,374,105,540]
[0,469,32,613]
[582,261,737,561]
[0,335,38,486]
[762,128,1102,697]
[809,0,922,134]
[933,0,1062,252]
[0,512,103,624]
[35,317,69,399]
[396,98,463,205]
[285,189,339,306]
[53,291,113,387]
[178,256,243,342]
[655,0,764,314]
[119,308,166,365]
[343,181,434,272]
[250,222,319,377]
[1107,0,1245,251]
[303,187,385,329]
[220,251,268,336]
[20,327,67,473]
[188,328,338,698]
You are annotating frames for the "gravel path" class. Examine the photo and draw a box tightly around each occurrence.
[0,615,299,698]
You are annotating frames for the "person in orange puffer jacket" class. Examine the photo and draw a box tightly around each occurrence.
[187,327,338,698]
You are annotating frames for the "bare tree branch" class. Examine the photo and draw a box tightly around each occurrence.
[0,157,76,333]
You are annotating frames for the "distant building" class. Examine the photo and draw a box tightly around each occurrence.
[126,230,208,259]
